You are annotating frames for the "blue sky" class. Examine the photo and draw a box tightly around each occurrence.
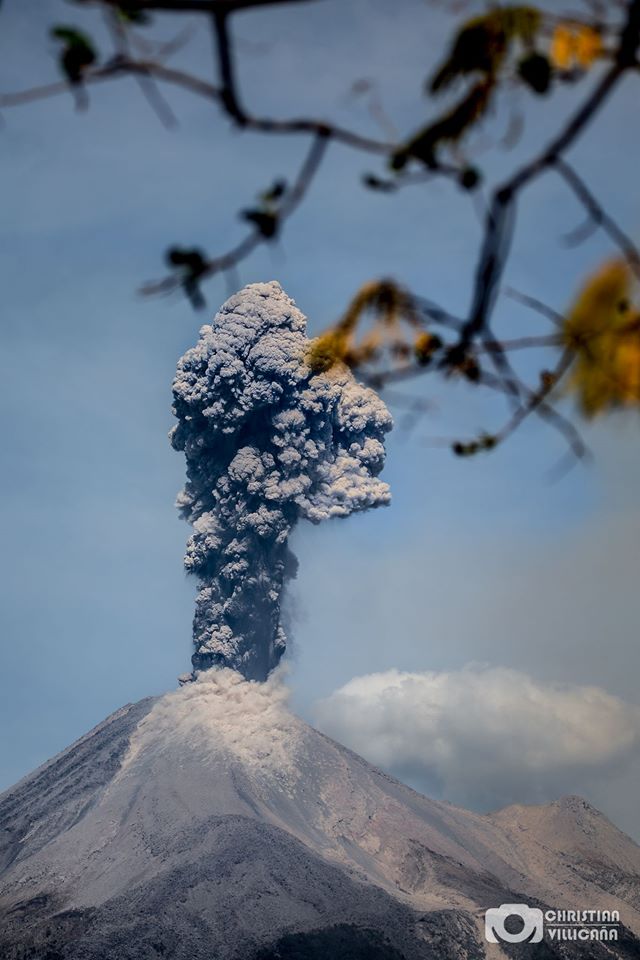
[1,0,639,836]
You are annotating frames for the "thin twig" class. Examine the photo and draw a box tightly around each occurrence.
[491,350,579,450]
[504,288,565,328]
[0,58,392,154]
[142,129,329,294]
[0,59,220,108]
[103,11,177,128]
[555,158,640,280]
[97,0,323,13]
[478,334,560,352]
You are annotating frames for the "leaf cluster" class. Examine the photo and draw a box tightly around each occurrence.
[391,5,569,172]
[307,280,425,373]
[564,259,640,416]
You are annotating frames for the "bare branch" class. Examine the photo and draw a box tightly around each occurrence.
[489,350,579,451]
[504,288,565,328]
[95,0,323,13]
[103,10,178,127]
[555,158,640,280]
[562,213,600,247]
[0,58,220,109]
[142,128,330,295]
[210,9,247,125]
[370,348,587,464]
[478,334,560,352]
[0,58,391,154]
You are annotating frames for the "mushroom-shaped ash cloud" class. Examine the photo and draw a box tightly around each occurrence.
[171,281,392,681]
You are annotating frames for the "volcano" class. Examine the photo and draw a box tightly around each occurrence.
[1,670,639,959]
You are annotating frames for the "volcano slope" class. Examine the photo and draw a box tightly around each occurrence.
[1,670,639,960]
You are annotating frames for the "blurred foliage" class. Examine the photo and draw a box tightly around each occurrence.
[390,6,605,173]
[518,51,552,93]
[306,279,485,387]
[313,257,640,423]
[51,26,96,87]
[11,0,640,458]
[550,22,603,71]
[241,179,288,238]
[429,6,542,93]
[563,260,640,416]
[391,81,493,170]
[452,432,498,457]
[307,280,424,373]
[392,5,551,170]
[165,247,208,310]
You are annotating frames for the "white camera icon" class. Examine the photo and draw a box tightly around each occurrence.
[485,903,544,943]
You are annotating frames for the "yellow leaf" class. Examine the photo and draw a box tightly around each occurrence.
[564,259,630,342]
[615,332,640,402]
[307,280,421,373]
[550,24,573,70]
[550,22,602,71]
[563,259,640,416]
[306,331,348,373]
[575,25,602,68]
[414,332,438,365]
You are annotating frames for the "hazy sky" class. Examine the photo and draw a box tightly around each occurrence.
[1,1,639,838]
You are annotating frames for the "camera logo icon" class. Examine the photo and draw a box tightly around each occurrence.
[485,903,544,944]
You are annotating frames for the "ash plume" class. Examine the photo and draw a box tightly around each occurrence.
[171,281,392,681]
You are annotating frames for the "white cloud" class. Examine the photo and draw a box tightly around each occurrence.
[314,666,640,811]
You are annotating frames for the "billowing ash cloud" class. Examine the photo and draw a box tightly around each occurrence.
[171,281,392,681]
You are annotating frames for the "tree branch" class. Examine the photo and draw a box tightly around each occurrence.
[95,0,322,13]
[2,0,636,463]
[555,158,640,280]
[489,350,580,453]
[0,57,391,154]
[211,9,247,125]
[103,10,177,127]
[0,58,220,108]
[457,0,640,353]
[142,128,329,295]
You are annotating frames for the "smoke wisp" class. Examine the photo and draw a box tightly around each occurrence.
[171,281,392,681]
